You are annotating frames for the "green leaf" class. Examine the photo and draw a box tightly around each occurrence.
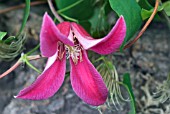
[18,0,30,35]
[123,73,136,114]
[0,32,7,40]
[141,9,154,20]
[79,20,91,33]
[89,7,110,38]
[109,0,142,50]
[138,0,153,10]
[163,1,170,16]
[141,6,163,20]
[55,0,94,20]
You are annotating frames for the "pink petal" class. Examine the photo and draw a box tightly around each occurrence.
[70,51,108,106]
[15,53,66,100]
[40,13,73,57]
[57,21,71,37]
[71,16,126,55]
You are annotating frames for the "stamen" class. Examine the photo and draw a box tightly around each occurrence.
[65,44,82,64]
[57,41,65,60]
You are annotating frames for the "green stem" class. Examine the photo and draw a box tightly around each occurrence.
[25,58,41,74]
[17,0,30,36]
[26,44,40,56]
[22,54,41,74]
[59,13,78,23]
[57,0,84,14]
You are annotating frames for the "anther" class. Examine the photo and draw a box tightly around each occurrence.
[57,41,65,60]
[65,44,82,64]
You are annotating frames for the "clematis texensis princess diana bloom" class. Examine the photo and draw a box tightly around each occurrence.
[15,13,126,106]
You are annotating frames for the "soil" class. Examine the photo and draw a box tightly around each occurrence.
[0,2,170,114]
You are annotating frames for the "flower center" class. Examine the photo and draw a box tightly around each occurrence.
[57,38,83,65]
[65,44,82,64]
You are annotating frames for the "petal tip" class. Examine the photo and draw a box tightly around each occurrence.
[43,12,50,19]
[14,56,66,101]
[44,12,48,15]
[13,95,17,99]
[70,51,108,106]
[119,15,124,18]
[40,12,58,57]
[43,12,53,24]
[118,15,126,27]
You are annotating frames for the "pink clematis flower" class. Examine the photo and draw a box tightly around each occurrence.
[15,13,126,106]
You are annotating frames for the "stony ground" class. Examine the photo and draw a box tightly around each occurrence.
[0,2,170,114]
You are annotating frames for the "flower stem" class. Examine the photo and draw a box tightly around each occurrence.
[24,57,41,74]
[26,44,40,56]
[0,54,44,79]
[124,0,159,50]
[59,13,78,23]
[47,0,64,23]
[0,59,21,79]
[57,0,84,14]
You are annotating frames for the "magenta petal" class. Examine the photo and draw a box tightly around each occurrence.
[57,22,71,37]
[70,51,108,106]
[40,13,73,57]
[15,53,66,100]
[71,16,126,55]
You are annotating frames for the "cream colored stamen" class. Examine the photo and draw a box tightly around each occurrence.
[65,44,82,64]
[57,41,65,60]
